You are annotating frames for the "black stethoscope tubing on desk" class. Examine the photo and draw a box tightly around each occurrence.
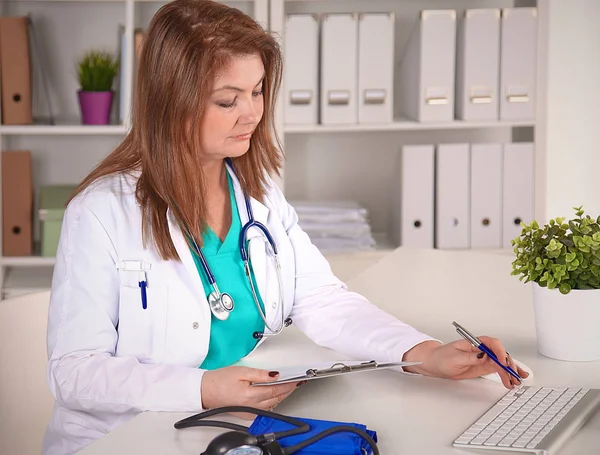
[176,158,292,340]
[174,405,380,455]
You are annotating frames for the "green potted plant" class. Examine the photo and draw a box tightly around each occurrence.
[76,50,119,125]
[511,206,600,361]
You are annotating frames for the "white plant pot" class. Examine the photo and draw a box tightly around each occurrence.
[532,284,600,361]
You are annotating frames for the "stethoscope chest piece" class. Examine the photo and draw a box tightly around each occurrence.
[208,291,234,320]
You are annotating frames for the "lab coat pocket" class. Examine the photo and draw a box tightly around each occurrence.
[116,273,168,363]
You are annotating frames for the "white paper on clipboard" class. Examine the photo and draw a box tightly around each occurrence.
[251,360,421,386]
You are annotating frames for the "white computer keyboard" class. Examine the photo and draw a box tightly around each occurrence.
[453,386,600,454]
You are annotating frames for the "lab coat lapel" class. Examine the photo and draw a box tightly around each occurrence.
[167,208,210,314]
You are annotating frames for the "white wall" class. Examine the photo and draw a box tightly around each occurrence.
[542,0,600,221]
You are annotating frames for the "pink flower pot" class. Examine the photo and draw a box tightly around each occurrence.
[77,91,113,125]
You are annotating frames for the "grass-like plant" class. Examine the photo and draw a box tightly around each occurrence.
[76,50,119,92]
[511,206,600,294]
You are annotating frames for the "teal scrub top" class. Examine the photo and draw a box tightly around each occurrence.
[191,174,266,370]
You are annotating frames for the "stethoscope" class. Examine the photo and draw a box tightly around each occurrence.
[174,405,380,455]
[186,158,292,340]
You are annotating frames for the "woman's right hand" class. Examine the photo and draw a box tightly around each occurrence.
[200,366,300,418]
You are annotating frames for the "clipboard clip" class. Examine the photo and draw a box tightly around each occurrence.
[305,360,380,378]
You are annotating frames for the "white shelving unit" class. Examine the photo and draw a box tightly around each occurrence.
[272,0,543,252]
[0,124,129,136]
[2,255,55,267]
[285,119,536,134]
[0,0,546,298]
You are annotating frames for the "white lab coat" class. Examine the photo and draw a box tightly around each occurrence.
[43,164,435,455]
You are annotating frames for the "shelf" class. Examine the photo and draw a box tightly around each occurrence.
[0,234,393,268]
[1,0,126,3]
[133,0,253,2]
[0,122,128,136]
[284,119,535,134]
[1,266,53,300]
[319,232,395,256]
[2,119,532,136]
[1,256,56,267]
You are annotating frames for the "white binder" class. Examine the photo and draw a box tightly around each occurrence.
[500,8,538,120]
[456,9,501,121]
[470,143,503,249]
[398,10,456,123]
[392,145,434,248]
[284,14,319,125]
[321,14,358,124]
[358,13,394,124]
[503,142,534,248]
[435,144,470,249]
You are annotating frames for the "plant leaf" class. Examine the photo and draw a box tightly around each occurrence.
[559,283,571,294]
[76,50,119,92]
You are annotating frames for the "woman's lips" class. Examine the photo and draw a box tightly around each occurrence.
[232,132,252,140]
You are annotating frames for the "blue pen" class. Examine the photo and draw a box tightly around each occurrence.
[139,271,148,310]
[452,321,522,383]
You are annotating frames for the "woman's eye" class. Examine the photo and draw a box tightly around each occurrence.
[217,90,261,108]
[218,99,236,108]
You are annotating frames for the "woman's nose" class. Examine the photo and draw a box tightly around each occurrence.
[239,98,260,124]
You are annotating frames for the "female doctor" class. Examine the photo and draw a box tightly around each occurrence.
[43,1,527,454]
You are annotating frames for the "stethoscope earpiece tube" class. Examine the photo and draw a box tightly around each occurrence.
[174,405,310,438]
[254,318,292,340]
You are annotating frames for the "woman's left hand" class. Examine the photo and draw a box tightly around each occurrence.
[403,338,529,389]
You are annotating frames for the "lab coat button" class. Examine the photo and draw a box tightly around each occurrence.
[192,322,199,330]
[272,302,277,309]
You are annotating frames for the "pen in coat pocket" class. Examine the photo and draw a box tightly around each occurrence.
[116,261,151,310]
[139,271,147,310]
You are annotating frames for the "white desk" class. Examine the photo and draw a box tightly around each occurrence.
[80,248,600,454]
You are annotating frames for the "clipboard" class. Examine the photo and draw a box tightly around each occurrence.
[251,360,421,386]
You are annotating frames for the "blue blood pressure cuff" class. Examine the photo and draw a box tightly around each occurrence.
[248,415,378,455]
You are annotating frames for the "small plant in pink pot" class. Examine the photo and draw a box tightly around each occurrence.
[76,50,119,125]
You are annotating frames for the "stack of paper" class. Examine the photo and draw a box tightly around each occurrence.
[290,200,377,254]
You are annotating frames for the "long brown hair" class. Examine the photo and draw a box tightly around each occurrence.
[70,0,283,261]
